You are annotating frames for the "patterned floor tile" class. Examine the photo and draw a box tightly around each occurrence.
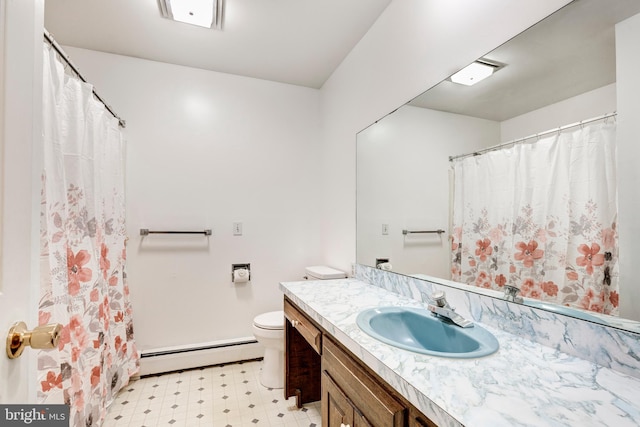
[103,360,321,426]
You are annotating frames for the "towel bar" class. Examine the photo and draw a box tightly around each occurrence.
[402,229,445,235]
[140,229,212,236]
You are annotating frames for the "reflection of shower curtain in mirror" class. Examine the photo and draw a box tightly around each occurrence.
[38,45,139,425]
[450,121,618,315]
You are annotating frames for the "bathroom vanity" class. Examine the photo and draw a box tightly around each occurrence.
[281,278,640,427]
[284,296,435,427]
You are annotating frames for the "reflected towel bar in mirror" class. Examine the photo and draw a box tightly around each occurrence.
[402,229,445,235]
[140,229,212,236]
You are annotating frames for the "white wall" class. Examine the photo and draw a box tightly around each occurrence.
[500,83,616,141]
[616,12,640,321]
[357,106,499,276]
[64,47,323,352]
[319,0,573,274]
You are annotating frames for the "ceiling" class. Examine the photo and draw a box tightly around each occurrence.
[409,0,640,122]
[44,0,391,89]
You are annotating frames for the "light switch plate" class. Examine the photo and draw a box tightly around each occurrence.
[233,222,242,236]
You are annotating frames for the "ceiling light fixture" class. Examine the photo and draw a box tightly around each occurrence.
[449,59,504,86]
[158,0,224,29]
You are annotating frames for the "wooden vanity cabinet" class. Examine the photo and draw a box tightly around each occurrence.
[322,336,404,427]
[284,296,438,427]
[284,298,322,407]
[409,409,439,427]
[284,298,321,353]
[323,371,373,427]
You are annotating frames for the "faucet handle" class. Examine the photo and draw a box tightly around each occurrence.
[431,291,447,308]
[504,285,523,303]
[504,284,519,295]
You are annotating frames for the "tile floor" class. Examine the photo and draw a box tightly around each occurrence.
[103,360,321,427]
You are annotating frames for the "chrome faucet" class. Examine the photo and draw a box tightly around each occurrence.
[427,291,474,328]
[503,285,523,303]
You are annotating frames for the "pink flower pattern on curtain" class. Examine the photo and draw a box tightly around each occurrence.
[38,45,139,426]
[451,121,619,315]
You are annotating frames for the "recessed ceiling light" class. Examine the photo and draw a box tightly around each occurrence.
[158,0,224,29]
[449,59,504,86]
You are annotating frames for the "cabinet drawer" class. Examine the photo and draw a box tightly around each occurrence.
[322,337,405,427]
[284,299,322,354]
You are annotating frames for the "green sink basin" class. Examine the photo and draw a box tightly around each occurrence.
[356,306,499,358]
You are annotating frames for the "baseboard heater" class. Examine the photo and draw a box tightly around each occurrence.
[141,338,258,358]
[138,337,262,377]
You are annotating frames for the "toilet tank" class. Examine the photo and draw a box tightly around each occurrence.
[305,265,347,280]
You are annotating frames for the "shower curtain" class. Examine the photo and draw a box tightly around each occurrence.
[450,121,619,315]
[37,44,139,426]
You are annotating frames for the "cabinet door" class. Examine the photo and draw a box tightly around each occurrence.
[353,407,373,427]
[322,371,354,427]
[323,337,405,427]
[285,298,322,407]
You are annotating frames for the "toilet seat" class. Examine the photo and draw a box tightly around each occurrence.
[253,311,284,330]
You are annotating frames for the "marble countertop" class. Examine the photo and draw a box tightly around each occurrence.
[280,279,640,427]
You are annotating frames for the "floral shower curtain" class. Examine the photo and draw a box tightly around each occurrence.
[37,44,139,426]
[450,120,619,315]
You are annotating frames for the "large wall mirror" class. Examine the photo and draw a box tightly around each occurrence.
[357,0,640,333]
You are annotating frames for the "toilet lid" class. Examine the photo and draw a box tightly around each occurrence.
[254,311,284,330]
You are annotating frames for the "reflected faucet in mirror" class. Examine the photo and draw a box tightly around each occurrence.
[503,285,523,304]
[375,258,393,271]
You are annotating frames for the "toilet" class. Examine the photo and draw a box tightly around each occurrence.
[303,265,348,281]
[252,265,347,389]
[252,310,285,389]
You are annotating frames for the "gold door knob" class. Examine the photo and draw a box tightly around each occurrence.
[6,321,62,359]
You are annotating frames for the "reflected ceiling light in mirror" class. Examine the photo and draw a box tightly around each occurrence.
[158,0,224,29]
[449,59,503,86]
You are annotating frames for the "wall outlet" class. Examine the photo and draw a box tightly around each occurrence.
[233,222,243,236]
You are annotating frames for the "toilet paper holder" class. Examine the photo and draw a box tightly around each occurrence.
[232,263,251,282]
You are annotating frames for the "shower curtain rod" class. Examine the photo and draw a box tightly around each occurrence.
[43,30,126,128]
[449,111,616,162]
